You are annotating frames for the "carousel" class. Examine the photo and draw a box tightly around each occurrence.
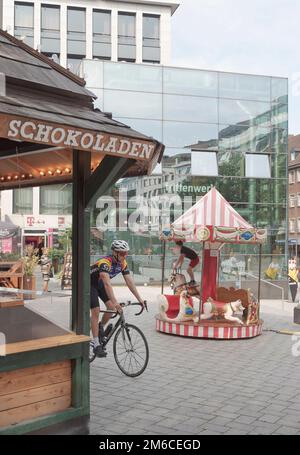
[156,187,267,340]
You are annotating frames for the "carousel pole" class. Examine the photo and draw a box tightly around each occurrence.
[161,240,166,294]
[198,241,206,322]
[258,243,262,319]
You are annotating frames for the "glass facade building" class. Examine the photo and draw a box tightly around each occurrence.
[85,60,288,282]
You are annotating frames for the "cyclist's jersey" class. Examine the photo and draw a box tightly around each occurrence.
[90,255,130,286]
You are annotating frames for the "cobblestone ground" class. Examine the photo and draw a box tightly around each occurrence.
[89,287,300,436]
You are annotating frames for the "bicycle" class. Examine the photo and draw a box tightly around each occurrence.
[89,301,149,377]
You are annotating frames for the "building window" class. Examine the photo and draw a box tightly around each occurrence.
[93,9,111,59]
[191,151,218,176]
[13,188,33,214]
[290,194,295,208]
[297,193,300,207]
[143,14,160,63]
[118,12,136,62]
[67,7,86,74]
[290,219,295,233]
[297,218,300,233]
[40,184,72,215]
[289,171,295,184]
[14,2,34,47]
[245,154,270,178]
[297,169,300,182]
[41,4,60,60]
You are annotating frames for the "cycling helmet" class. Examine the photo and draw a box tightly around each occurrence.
[111,240,130,252]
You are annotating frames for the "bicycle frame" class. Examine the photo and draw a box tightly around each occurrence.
[99,309,125,347]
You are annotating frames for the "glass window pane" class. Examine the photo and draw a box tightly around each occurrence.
[271,127,288,153]
[103,62,162,92]
[93,10,111,59]
[81,60,103,87]
[115,117,162,142]
[103,89,162,119]
[143,15,160,41]
[41,4,60,30]
[68,7,85,33]
[245,154,270,178]
[67,7,86,57]
[218,151,244,177]
[271,103,288,129]
[67,57,82,75]
[219,99,271,127]
[163,68,218,97]
[191,151,218,176]
[219,73,271,101]
[163,121,218,149]
[40,184,72,215]
[14,2,34,47]
[219,124,271,154]
[270,154,287,179]
[118,12,135,40]
[13,188,33,214]
[272,77,288,104]
[164,94,218,123]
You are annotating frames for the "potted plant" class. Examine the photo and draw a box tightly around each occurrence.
[21,245,39,299]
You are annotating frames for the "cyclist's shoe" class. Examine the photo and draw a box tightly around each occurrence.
[189,280,196,286]
[93,344,107,358]
[104,323,113,338]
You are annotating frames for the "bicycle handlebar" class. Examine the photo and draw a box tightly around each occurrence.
[120,300,148,316]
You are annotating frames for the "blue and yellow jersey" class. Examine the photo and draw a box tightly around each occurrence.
[90,255,130,285]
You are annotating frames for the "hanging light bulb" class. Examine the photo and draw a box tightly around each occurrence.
[47,170,53,175]
[0,176,5,182]
[21,174,26,179]
[7,175,12,181]
[28,173,33,179]
[14,175,19,180]
[39,171,45,176]
[64,167,71,174]
[55,169,62,175]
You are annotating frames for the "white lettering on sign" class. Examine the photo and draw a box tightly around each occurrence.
[7,119,155,161]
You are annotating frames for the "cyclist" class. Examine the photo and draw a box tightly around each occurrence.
[173,240,199,285]
[90,240,145,357]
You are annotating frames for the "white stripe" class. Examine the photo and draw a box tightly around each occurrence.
[172,324,177,335]
[241,327,246,338]
[188,325,194,337]
[208,327,214,338]
[180,324,185,336]
[218,327,224,339]
[206,191,212,225]
[215,191,221,226]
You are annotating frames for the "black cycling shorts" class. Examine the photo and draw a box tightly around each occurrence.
[90,281,109,309]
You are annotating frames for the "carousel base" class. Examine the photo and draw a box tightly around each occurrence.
[155,315,263,339]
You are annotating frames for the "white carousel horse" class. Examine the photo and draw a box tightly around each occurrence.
[169,272,200,297]
[200,297,244,324]
[158,290,198,323]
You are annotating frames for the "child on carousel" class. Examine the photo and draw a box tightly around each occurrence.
[173,241,199,285]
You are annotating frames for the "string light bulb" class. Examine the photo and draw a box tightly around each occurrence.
[64,167,71,174]
[47,170,53,175]
[7,176,12,181]
[55,169,62,175]
[39,171,45,176]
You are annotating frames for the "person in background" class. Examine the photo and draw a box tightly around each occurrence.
[36,238,44,265]
[173,241,199,285]
[40,248,52,292]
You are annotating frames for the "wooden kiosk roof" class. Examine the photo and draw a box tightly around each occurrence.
[0,30,164,191]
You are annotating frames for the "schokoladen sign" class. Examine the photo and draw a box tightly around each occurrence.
[2,116,156,161]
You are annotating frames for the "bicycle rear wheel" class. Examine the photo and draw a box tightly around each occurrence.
[89,341,96,363]
[113,324,149,377]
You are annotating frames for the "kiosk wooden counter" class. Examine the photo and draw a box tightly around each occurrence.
[0,30,164,434]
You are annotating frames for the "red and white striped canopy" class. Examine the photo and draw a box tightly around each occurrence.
[173,187,252,230]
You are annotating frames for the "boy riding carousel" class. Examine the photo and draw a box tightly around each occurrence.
[172,241,199,285]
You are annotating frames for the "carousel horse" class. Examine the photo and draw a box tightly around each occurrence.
[158,290,198,323]
[200,297,244,324]
[169,272,200,298]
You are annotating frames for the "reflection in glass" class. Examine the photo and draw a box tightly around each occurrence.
[271,103,288,130]
[14,2,34,47]
[82,60,103,87]
[104,62,162,92]
[218,151,244,177]
[163,121,218,149]
[93,9,111,59]
[219,124,271,154]
[41,4,60,55]
[270,154,287,179]
[219,99,271,127]
[271,77,288,104]
[245,154,270,178]
[40,184,72,215]
[219,72,270,101]
[164,94,218,123]
[191,151,218,176]
[163,68,218,97]
[103,89,162,119]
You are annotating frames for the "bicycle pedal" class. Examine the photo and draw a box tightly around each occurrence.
[93,345,107,358]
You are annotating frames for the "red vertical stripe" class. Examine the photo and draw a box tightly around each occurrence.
[246,326,250,338]
[224,327,229,339]
[184,325,189,336]
[176,323,181,336]
[237,327,242,338]
[162,322,166,333]
[168,323,172,333]
[229,327,234,338]
[203,326,209,338]
[193,325,198,337]
[214,326,219,338]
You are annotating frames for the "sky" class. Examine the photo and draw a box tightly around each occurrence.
[171,0,300,134]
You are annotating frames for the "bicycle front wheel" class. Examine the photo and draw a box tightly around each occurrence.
[113,324,149,377]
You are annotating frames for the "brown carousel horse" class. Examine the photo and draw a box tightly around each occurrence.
[169,271,200,298]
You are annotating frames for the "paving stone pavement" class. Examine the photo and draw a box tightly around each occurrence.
[88,286,300,436]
